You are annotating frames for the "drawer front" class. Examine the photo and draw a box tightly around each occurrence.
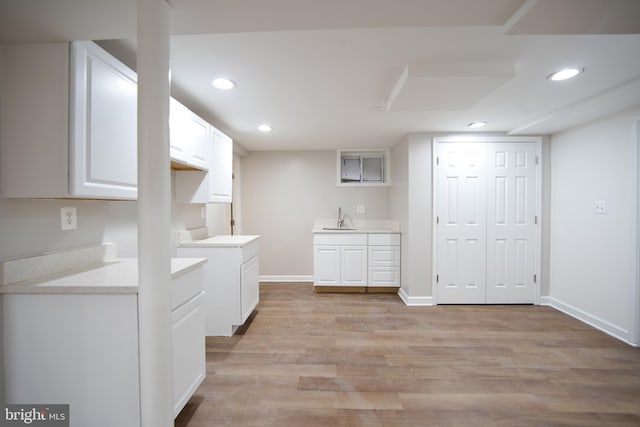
[368,233,401,245]
[241,239,260,262]
[314,233,367,246]
[368,267,400,287]
[368,246,400,266]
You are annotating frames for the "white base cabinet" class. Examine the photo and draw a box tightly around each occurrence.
[3,293,142,427]
[313,233,400,288]
[178,238,259,336]
[313,234,368,286]
[2,260,206,426]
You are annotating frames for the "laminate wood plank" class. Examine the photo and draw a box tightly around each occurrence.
[175,282,640,427]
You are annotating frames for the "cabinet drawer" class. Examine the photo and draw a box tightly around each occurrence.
[314,233,367,246]
[368,267,400,287]
[368,233,400,245]
[241,239,260,262]
[368,246,400,266]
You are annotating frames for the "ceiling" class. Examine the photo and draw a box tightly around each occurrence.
[1,0,640,151]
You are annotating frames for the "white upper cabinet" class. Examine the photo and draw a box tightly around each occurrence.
[70,41,138,199]
[169,98,209,171]
[0,41,138,200]
[208,127,233,203]
[175,124,233,204]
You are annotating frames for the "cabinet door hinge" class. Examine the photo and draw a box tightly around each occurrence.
[533,274,537,283]
[535,156,539,165]
[436,156,439,166]
[436,274,439,283]
[534,216,538,225]
[436,216,440,225]
[230,219,235,227]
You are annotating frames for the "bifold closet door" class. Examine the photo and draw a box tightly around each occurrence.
[436,143,487,304]
[436,142,537,304]
[485,143,537,303]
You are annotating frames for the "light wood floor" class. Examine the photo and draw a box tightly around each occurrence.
[175,283,640,426]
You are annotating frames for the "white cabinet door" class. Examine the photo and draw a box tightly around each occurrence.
[313,245,340,285]
[169,97,209,171]
[186,114,210,171]
[172,292,205,417]
[69,41,138,200]
[209,128,233,203]
[4,294,141,427]
[341,246,367,285]
[240,255,259,323]
[170,98,190,165]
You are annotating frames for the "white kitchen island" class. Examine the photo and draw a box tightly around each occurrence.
[0,244,207,427]
[177,228,260,336]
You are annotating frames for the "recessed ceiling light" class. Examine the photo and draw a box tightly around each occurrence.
[258,124,273,133]
[547,67,584,81]
[212,77,236,90]
[468,121,487,128]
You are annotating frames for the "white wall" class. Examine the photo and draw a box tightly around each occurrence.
[0,172,206,262]
[549,108,640,345]
[241,150,390,278]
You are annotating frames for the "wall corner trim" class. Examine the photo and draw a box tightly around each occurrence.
[398,288,434,306]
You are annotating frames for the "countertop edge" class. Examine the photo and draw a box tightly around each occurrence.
[0,257,208,295]
[311,228,401,234]
[177,235,261,248]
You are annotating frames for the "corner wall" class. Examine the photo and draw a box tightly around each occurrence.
[548,108,640,345]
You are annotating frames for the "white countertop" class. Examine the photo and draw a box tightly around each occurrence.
[311,219,401,234]
[178,233,260,248]
[311,227,400,234]
[0,258,207,295]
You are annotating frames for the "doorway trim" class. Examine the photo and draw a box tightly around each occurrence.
[631,117,640,346]
[432,135,543,305]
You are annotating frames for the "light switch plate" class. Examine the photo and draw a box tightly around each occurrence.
[61,207,77,230]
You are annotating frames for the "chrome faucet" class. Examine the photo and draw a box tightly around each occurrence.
[337,207,345,228]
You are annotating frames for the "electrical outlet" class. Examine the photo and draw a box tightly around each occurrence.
[201,206,206,219]
[356,204,366,214]
[60,207,77,230]
[594,201,607,214]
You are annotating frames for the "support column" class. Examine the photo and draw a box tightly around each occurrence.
[136,1,173,426]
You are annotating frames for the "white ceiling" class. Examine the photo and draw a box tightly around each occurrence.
[1,0,640,151]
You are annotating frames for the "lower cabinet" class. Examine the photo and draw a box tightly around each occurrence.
[313,233,400,288]
[313,234,367,286]
[172,291,205,417]
[367,234,401,287]
[3,293,142,427]
[177,238,260,336]
[2,262,206,426]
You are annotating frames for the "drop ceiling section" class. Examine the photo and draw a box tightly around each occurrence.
[1,0,639,150]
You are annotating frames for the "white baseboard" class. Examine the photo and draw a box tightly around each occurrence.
[541,296,635,346]
[259,275,313,283]
[398,287,434,306]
